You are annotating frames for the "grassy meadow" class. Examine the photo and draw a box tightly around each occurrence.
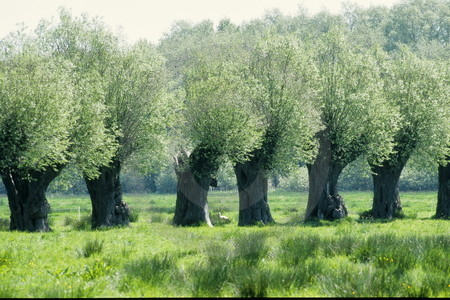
[0,190,449,298]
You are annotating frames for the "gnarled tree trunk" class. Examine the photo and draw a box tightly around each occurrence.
[370,163,404,219]
[305,130,348,221]
[234,155,274,226]
[436,160,450,219]
[2,167,62,232]
[173,148,218,227]
[370,133,417,219]
[84,160,129,229]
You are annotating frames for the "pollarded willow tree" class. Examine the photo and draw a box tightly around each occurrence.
[41,9,172,228]
[304,30,398,221]
[0,40,72,232]
[83,41,171,228]
[0,28,114,232]
[159,22,263,226]
[234,34,320,226]
[173,60,263,226]
[368,46,450,219]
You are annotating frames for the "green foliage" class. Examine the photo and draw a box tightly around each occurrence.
[36,8,119,178]
[154,168,177,194]
[278,166,309,192]
[246,34,321,171]
[370,46,450,167]
[182,59,263,165]
[104,40,173,172]
[0,40,74,173]
[384,0,450,52]
[314,29,398,166]
[47,166,87,194]
[38,8,172,177]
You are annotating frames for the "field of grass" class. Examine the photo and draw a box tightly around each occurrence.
[0,190,449,297]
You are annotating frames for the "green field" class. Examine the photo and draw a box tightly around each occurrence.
[0,190,449,298]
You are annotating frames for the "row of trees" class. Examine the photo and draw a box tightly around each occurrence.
[0,0,449,231]
[0,10,172,231]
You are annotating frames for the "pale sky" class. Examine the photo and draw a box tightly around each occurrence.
[0,0,401,44]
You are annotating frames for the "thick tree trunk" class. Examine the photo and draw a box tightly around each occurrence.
[84,160,130,229]
[305,130,348,221]
[436,160,450,219]
[370,164,404,219]
[2,167,62,232]
[234,155,274,226]
[173,149,218,227]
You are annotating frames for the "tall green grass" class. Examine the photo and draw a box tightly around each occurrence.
[0,191,448,297]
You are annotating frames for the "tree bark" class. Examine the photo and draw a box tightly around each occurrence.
[369,131,418,219]
[173,148,218,227]
[84,160,130,229]
[2,167,62,232]
[436,160,450,219]
[305,130,348,221]
[370,163,404,219]
[234,155,274,226]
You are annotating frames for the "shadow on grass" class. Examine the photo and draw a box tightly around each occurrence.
[355,209,422,224]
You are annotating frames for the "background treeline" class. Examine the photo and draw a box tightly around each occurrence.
[0,158,431,195]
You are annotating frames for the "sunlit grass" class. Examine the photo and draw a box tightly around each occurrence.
[0,191,448,297]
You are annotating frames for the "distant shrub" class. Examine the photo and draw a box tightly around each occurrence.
[155,167,177,194]
[278,167,309,192]
[121,172,149,193]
